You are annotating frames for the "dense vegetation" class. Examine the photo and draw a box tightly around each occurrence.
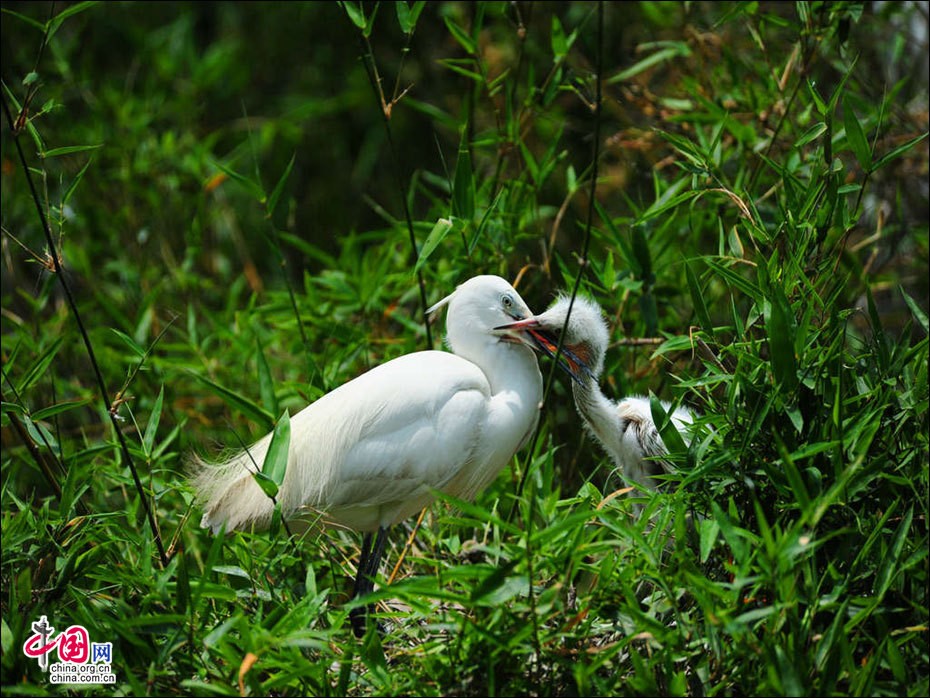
[2,2,927,695]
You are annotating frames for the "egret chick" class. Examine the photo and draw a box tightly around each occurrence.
[193,275,558,636]
[498,295,696,493]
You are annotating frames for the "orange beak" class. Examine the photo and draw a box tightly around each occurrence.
[493,317,595,384]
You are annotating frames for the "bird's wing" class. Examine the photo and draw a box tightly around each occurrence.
[615,396,696,480]
[285,350,491,529]
[195,350,491,534]
[616,397,666,457]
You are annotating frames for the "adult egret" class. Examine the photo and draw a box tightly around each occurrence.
[193,275,560,636]
[497,295,696,493]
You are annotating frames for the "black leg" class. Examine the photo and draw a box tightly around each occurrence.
[351,532,374,601]
[350,525,389,638]
[366,526,388,588]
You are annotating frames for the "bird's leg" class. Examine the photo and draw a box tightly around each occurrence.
[351,532,374,601]
[349,525,389,637]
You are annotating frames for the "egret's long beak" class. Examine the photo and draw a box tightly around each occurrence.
[489,310,536,346]
[493,317,596,385]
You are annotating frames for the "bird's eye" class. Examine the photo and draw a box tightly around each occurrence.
[501,293,514,309]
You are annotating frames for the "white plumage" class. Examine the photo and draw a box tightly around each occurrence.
[192,274,546,635]
[498,294,696,492]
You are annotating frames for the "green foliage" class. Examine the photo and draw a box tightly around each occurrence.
[2,2,927,696]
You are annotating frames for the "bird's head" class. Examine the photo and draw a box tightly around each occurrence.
[494,294,609,384]
[426,275,541,358]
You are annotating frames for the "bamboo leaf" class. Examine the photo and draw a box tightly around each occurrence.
[436,59,484,83]
[650,394,687,455]
[551,15,568,59]
[255,334,279,418]
[23,413,58,450]
[266,153,296,218]
[765,287,798,391]
[686,260,714,336]
[469,560,520,604]
[826,58,856,114]
[807,79,828,115]
[339,1,366,29]
[62,155,95,206]
[30,399,92,421]
[794,122,828,148]
[711,500,749,565]
[269,500,284,536]
[631,226,653,280]
[111,328,146,358]
[772,430,811,513]
[901,286,929,332]
[699,517,720,563]
[17,336,64,394]
[45,1,98,40]
[253,470,279,499]
[42,143,103,158]
[843,98,872,170]
[1,8,45,31]
[396,1,425,34]
[191,372,274,433]
[143,385,165,457]
[452,130,475,220]
[414,218,454,274]
[262,409,291,488]
[175,549,191,615]
[608,42,691,83]
[210,159,263,201]
[639,290,658,337]
[875,505,913,599]
[444,16,476,54]
[872,131,929,172]
[706,259,763,304]
[635,181,697,223]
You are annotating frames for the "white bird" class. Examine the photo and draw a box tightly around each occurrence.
[497,294,696,494]
[192,275,555,636]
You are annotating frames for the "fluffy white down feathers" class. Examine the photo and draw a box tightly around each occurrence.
[500,294,698,491]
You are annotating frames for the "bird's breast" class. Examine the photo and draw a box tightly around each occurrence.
[441,351,542,502]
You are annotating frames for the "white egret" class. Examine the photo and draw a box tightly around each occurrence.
[192,275,560,636]
[497,295,696,494]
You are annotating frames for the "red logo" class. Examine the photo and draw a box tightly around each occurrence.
[22,617,91,668]
[22,615,115,684]
[56,625,89,663]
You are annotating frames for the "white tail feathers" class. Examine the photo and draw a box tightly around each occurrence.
[190,389,363,534]
[190,432,279,534]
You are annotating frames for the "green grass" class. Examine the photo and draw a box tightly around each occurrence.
[2,1,928,695]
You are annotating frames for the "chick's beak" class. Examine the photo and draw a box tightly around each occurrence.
[493,317,595,385]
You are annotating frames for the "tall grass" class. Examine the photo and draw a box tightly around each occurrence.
[2,2,927,695]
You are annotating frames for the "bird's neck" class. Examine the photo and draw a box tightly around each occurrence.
[482,340,543,398]
[473,339,543,450]
[449,335,539,397]
[443,339,543,502]
[572,377,624,449]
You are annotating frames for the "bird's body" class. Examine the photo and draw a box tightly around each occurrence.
[498,295,695,492]
[196,348,540,533]
[574,386,694,492]
[193,275,546,635]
